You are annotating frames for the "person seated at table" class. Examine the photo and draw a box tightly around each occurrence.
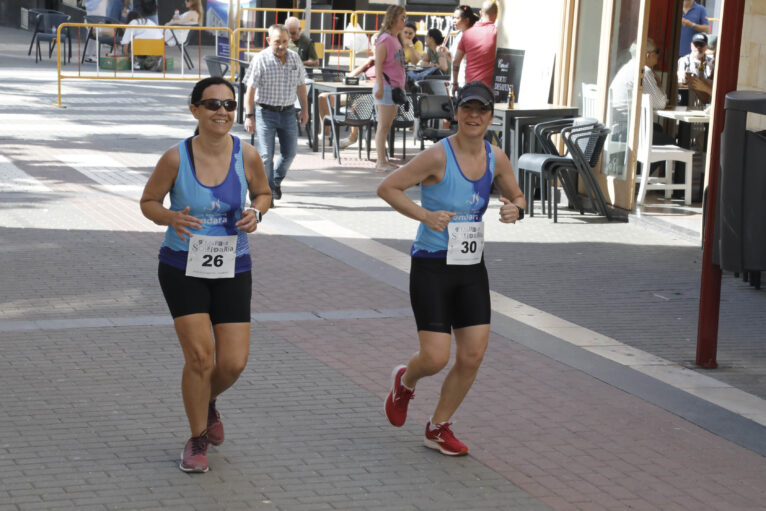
[643,38,674,146]
[164,0,202,46]
[407,28,451,84]
[401,22,423,65]
[285,16,319,67]
[677,33,714,105]
[121,5,164,71]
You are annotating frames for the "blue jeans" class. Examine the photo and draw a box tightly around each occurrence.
[255,105,298,192]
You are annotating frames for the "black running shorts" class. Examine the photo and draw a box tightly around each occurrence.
[409,257,491,333]
[158,262,252,324]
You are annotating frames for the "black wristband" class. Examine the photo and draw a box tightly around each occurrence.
[515,204,525,220]
[245,113,255,118]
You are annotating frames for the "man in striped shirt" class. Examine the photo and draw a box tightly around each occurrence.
[244,24,308,205]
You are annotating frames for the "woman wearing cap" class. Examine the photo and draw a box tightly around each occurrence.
[377,81,525,456]
[140,77,271,473]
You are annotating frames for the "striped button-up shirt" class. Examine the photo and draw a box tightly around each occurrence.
[244,48,306,107]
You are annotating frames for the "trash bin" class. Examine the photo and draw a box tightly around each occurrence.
[713,91,766,283]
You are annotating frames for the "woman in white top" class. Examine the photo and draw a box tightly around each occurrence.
[164,0,203,46]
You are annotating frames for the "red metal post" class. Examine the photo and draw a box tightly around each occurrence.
[696,0,746,368]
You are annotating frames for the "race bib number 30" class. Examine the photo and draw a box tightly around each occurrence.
[447,221,484,265]
[186,234,237,279]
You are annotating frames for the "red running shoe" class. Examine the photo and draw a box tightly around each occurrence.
[424,421,468,456]
[179,434,210,473]
[384,364,414,427]
[207,400,224,446]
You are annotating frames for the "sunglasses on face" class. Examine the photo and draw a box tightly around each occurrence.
[693,42,707,48]
[195,98,237,112]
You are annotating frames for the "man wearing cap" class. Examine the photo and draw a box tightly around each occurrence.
[679,0,710,58]
[378,81,525,457]
[677,32,714,104]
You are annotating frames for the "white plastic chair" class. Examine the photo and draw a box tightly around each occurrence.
[636,94,694,205]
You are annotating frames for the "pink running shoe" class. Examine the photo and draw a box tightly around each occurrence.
[207,401,224,446]
[424,421,468,456]
[179,434,210,473]
[384,364,414,427]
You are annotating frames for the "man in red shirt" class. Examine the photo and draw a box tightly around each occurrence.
[451,1,498,94]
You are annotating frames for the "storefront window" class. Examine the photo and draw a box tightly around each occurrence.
[603,0,640,180]
[572,0,603,116]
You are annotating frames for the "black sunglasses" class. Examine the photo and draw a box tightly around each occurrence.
[195,98,237,112]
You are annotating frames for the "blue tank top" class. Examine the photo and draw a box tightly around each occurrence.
[158,135,252,272]
[411,138,495,257]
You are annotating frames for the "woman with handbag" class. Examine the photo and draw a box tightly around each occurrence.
[372,5,407,172]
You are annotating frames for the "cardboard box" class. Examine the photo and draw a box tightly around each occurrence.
[99,55,131,70]
[96,56,175,71]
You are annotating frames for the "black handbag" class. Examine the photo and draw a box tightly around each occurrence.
[382,72,408,109]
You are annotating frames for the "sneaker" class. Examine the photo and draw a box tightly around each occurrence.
[424,421,468,456]
[179,434,210,473]
[338,137,355,149]
[273,185,282,200]
[83,56,96,63]
[384,364,414,427]
[207,401,224,446]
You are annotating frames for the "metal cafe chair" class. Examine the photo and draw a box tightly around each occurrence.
[321,91,376,165]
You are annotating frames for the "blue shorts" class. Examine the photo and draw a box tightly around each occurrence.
[372,83,395,106]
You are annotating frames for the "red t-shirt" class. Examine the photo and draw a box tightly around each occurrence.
[457,21,497,87]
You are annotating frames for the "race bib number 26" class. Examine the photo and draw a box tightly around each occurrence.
[186,234,237,279]
[446,221,484,265]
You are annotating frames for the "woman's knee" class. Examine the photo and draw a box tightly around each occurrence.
[418,349,450,374]
[184,347,215,374]
[455,348,485,372]
[217,355,248,378]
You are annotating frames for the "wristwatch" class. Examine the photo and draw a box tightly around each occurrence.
[514,204,525,220]
[246,207,262,223]
[245,113,255,119]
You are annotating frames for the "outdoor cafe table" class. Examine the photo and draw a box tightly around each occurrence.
[493,103,580,182]
[656,107,711,150]
[311,80,373,152]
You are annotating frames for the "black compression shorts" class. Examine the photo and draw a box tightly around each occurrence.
[409,257,491,333]
[158,262,252,324]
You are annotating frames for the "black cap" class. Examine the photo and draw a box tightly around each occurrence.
[457,81,495,111]
[692,33,708,46]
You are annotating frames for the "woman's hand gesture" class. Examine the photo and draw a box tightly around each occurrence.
[424,210,456,232]
[170,206,202,241]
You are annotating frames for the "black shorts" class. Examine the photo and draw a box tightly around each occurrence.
[409,257,491,333]
[158,262,252,324]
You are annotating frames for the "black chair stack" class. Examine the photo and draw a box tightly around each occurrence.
[28,9,71,64]
[321,92,376,165]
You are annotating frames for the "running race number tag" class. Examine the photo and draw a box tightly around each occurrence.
[446,221,484,265]
[185,234,237,279]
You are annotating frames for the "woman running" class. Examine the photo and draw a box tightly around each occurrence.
[140,77,271,472]
[377,81,526,456]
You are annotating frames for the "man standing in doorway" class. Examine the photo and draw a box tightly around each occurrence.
[284,16,319,67]
[451,0,497,94]
[679,0,710,58]
[244,24,309,205]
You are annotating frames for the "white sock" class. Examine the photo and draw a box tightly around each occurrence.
[428,417,445,432]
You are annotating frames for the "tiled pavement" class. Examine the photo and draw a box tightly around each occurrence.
[2,26,766,510]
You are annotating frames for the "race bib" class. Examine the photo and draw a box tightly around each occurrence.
[185,234,237,279]
[446,221,484,265]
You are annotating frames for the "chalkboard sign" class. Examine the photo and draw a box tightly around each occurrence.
[492,48,525,103]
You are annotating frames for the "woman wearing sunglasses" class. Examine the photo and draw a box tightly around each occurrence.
[377,82,525,456]
[140,76,272,473]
